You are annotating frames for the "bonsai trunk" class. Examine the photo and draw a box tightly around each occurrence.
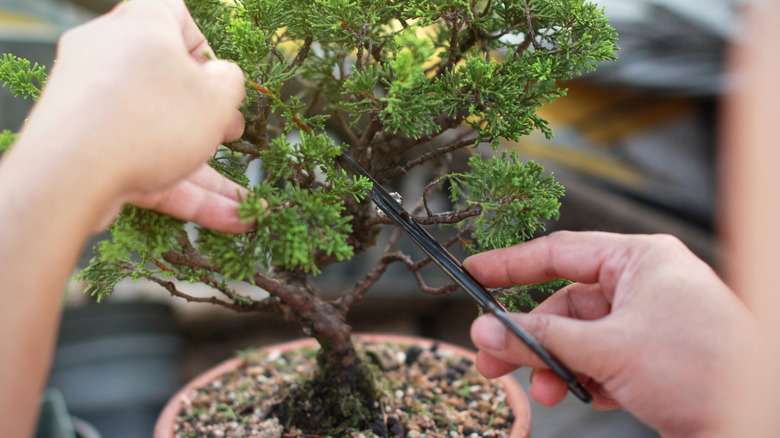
[270,275,379,434]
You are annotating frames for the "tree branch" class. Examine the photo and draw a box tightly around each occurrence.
[225,139,262,157]
[393,252,460,296]
[383,137,480,180]
[434,16,464,80]
[144,273,284,314]
[392,231,464,295]
[354,112,383,165]
[365,204,482,228]
[334,228,405,310]
[423,175,451,216]
[521,0,541,51]
[333,111,360,147]
[160,237,283,309]
[354,23,370,72]
[387,0,408,28]
[285,36,313,73]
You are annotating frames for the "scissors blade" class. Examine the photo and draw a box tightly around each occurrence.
[339,153,592,403]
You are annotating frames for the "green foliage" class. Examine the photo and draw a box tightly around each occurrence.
[76,255,135,303]
[72,0,614,309]
[380,27,439,138]
[0,53,47,100]
[107,205,187,259]
[450,152,565,253]
[77,206,187,301]
[0,129,17,153]
[42,5,618,428]
[187,0,616,144]
[1,6,619,427]
[195,228,263,282]
[494,279,573,311]
[210,147,251,187]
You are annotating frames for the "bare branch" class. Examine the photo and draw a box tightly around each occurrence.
[392,251,459,296]
[423,175,451,216]
[521,0,541,51]
[333,111,360,147]
[303,88,322,119]
[365,204,482,228]
[268,44,286,63]
[334,228,405,310]
[434,16,464,80]
[160,242,282,308]
[386,0,408,28]
[225,139,261,157]
[354,113,383,164]
[285,37,313,73]
[355,23,370,71]
[145,274,283,314]
[383,137,480,180]
[392,114,468,158]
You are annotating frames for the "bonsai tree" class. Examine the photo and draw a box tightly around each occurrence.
[0,0,616,433]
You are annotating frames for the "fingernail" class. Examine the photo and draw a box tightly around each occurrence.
[474,315,506,351]
[598,386,615,402]
[462,256,474,271]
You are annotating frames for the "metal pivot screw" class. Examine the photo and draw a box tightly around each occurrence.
[376,192,402,217]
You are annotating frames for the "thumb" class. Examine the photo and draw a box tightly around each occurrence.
[201,59,245,109]
[471,312,615,381]
[199,59,246,141]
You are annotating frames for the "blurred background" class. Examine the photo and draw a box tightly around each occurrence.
[0,0,739,436]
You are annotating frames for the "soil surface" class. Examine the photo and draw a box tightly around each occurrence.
[174,339,514,437]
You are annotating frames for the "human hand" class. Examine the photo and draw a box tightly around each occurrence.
[95,164,251,233]
[466,231,758,438]
[19,0,248,232]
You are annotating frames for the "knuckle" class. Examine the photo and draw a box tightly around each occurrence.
[546,230,574,243]
[523,314,553,347]
[647,233,685,249]
[639,233,691,260]
[57,27,80,52]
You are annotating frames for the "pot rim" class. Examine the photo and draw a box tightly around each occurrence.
[154,333,531,438]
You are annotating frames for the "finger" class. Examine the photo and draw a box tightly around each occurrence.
[590,385,622,411]
[132,179,252,234]
[474,350,520,378]
[527,369,621,409]
[463,231,642,295]
[199,59,246,126]
[534,282,612,321]
[528,368,568,407]
[470,312,617,382]
[104,0,213,61]
[93,200,124,233]
[160,0,216,61]
[186,165,248,201]
[224,110,246,143]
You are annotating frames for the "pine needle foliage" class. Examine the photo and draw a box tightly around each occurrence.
[1,1,617,433]
[450,152,565,253]
[0,54,47,101]
[0,130,17,153]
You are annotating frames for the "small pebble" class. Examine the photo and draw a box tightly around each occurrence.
[173,341,512,438]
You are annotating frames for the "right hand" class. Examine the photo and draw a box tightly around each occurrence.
[466,231,759,438]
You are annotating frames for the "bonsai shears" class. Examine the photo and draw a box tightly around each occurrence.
[338,153,592,404]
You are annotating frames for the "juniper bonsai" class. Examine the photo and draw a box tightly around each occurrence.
[1,0,616,433]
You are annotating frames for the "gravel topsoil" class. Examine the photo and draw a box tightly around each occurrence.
[174,339,515,437]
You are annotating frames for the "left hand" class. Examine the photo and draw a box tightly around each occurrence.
[22,0,249,232]
[97,164,251,233]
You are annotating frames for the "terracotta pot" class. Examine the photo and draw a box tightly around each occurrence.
[155,334,531,438]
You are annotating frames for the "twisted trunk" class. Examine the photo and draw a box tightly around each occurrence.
[270,276,379,433]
